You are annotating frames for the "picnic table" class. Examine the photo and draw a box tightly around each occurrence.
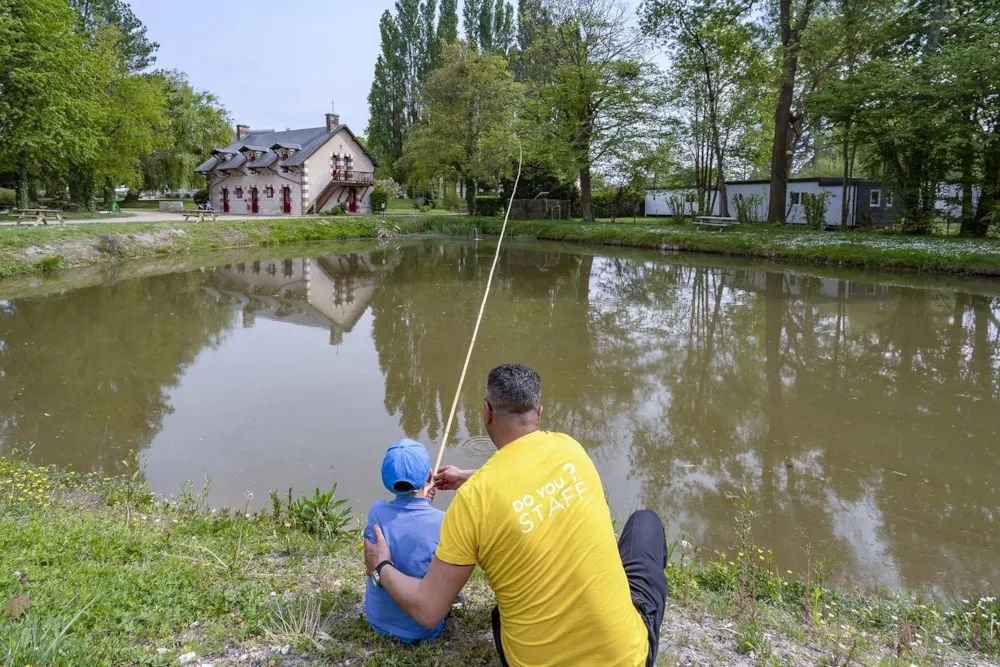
[14,208,65,226]
[694,215,739,230]
[180,210,217,222]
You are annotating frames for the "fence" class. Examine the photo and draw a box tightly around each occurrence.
[507,199,571,220]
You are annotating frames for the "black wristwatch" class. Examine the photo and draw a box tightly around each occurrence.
[372,560,394,588]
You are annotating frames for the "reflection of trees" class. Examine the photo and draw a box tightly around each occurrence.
[616,262,1000,592]
[370,241,613,447]
[0,274,234,470]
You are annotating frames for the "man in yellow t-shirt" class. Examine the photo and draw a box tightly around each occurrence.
[364,364,669,666]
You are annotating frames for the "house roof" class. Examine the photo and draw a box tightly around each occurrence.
[246,151,279,169]
[194,156,218,173]
[197,123,377,176]
[217,153,247,171]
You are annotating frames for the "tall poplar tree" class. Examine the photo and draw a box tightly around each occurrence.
[439,0,460,43]
[367,0,450,175]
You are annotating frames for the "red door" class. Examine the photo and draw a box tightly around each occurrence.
[251,187,259,213]
[348,188,357,213]
[282,186,291,214]
[222,188,230,213]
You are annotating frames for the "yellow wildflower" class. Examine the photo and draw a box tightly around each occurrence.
[787,570,793,575]
[738,552,744,557]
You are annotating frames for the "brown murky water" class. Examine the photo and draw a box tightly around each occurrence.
[2,240,999,594]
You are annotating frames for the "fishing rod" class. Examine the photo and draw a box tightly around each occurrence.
[431,140,524,478]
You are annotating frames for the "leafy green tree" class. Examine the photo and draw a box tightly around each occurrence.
[0,0,108,208]
[366,0,449,176]
[643,0,768,218]
[69,0,158,71]
[523,0,664,221]
[439,0,460,43]
[464,0,516,55]
[141,71,232,193]
[401,44,522,214]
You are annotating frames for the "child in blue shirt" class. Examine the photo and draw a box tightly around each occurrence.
[364,439,448,643]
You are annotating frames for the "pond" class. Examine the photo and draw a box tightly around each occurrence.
[1,239,999,595]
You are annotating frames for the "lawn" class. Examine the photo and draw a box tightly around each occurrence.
[120,199,198,211]
[1,453,997,666]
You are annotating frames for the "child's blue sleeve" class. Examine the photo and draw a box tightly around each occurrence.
[363,503,379,542]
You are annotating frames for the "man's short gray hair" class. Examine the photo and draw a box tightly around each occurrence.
[486,364,541,417]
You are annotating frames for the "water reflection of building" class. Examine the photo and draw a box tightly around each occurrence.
[206,253,377,344]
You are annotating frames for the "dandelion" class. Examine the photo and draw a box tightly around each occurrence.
[738,552,744,557]
[729,561,735,566]
[786,570,793,575]
[284,523,291,528]
[759,556,765,561]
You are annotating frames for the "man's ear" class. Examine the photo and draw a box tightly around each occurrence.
[483,399,493,426]
[536,405,543,426]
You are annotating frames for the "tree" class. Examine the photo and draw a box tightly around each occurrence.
[0,0,108,208]
[366,0,450,176]
[765,0,820,223]
[69,0,158,71]
[525,0,663,221]
[401,44,522,214]
[464,0,516,54]
[141,71,231,194]
[439,0,460,43]
[643,0,768,218]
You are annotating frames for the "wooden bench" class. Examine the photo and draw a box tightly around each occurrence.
[181,210,217,222]
[694,215,739,230]
[14,208,65,226]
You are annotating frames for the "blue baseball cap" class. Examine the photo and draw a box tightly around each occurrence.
[381,439,432,495]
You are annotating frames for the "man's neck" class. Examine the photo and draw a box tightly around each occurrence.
[493,425,539,450]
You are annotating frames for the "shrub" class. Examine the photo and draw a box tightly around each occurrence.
[734,194,766,224]
[35,256,63,272]
[476,196,504,217]
[802,192,832,229]
[370,185,389,213]
[193,188,209,206]
[290,484,352,538]
[0,187,15,209]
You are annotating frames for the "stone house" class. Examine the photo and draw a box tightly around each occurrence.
[194,113,376,216]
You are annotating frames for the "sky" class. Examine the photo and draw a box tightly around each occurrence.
[129,0,396,137]
[130,0,651,143]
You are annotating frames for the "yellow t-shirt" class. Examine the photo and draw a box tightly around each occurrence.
[436,430,648,667]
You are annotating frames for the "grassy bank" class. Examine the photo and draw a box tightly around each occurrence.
[3,215,1000,279]
[1,454,997,666]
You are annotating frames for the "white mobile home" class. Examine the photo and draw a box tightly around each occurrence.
[646,178,897,227]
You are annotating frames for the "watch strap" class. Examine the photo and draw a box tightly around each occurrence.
[374,559,394,576]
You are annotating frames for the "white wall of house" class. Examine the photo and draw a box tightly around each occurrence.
[647,181,855,227]
[210,171,304,216]
[306,128,376,215]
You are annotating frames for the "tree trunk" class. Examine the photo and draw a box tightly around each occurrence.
[971,135,999,236]
[767,55,797,223]
[580,167,594,221]
[15,169,30,209]
[768,0,812,224]
[464,177,476,216]
[958,137,977,235]
[840,128,850,231]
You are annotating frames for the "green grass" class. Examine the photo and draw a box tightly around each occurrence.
[1,454,996,666]
[0,454,499,666]
[119,199,198,211]
[1,214,1000,279]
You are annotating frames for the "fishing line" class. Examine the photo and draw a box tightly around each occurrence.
[432,139,523,478]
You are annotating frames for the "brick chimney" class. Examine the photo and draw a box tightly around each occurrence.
[236,124,250,141]
[326,113,340,131]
